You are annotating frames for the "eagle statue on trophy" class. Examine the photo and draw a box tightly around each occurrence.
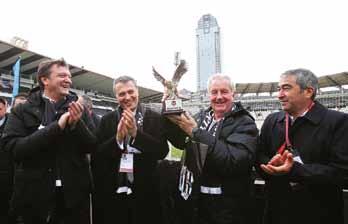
[152,60,187,100]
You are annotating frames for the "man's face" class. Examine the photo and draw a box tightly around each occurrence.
[41,64,72,100]
[209,78,234,116]
[115,81,139,111]
[277,75,313,114]
[0,102,6,119]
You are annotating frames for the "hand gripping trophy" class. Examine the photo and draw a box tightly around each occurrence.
[153,60,187,114]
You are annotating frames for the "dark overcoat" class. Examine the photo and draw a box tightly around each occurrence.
[257,102,348,224]
[2,87,96,216]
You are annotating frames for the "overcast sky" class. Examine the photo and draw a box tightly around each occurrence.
[1,0,347,92]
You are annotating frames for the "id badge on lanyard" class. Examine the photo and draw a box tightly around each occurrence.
[119,153,134,173]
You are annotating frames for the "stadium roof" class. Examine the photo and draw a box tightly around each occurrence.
[1,39,347,98]
[235,72,348,95]
[0,40,161,102]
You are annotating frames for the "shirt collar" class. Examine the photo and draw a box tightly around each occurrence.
[289,107,310,123]
[42,93,56,103]
[42,93,67,104]
[278,101,325,125]
[210,103,236,121]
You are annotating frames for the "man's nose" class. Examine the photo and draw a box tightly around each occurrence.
[65,77,72,85]
[216,91,223,99]
[278,89,285,99]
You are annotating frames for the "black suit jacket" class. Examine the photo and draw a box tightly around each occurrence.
[0,114,12,195]
[2,88,96,214]
[257,102,348,224]
[91,104,169,224]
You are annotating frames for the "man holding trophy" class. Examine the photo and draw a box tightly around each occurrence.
[161,70,258,224]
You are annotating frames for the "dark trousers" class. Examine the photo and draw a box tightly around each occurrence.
[0,188,17,224]
[22,188,90,224]
[0,170,16,224]
[197,194,252,224]
[99,193,134,224]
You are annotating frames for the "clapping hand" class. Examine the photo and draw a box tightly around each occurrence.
[122,109,137,138]
[116,116,128,143]
[57,101,84,130]
[260,150,294,175]
[68,101,84,126]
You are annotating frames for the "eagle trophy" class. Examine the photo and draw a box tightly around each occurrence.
[152,60,187,100]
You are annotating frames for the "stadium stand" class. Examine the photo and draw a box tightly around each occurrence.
[0,40,163,115]
[182,83,348,128]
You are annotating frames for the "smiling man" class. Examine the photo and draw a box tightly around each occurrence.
[166,74,258,224]
[2,59,96,224]
[257,69,348,224]
[91,75,169,224]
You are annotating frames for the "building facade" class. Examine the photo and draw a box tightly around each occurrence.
[196,14,222,91]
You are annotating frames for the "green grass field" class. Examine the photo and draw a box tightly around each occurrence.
[170,145,183,160]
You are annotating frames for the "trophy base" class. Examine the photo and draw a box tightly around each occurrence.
[162,99,184,115]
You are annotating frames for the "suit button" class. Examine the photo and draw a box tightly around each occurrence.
[48,168,52,172]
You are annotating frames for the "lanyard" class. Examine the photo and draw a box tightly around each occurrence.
[277,101,314,154]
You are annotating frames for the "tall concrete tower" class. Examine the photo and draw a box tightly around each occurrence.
[196,14,221,91]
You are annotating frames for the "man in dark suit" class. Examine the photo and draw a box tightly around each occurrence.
[0,93,29,224]
[257,69,348,224]
[0,97,11,224]
[91,75,169,224]
[2,59,96,224]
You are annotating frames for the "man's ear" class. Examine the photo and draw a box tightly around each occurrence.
[41,76,49,87]
[305,87,315,99]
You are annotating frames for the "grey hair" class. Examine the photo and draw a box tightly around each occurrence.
[207,74,235,92]
[281,68,318,100]
[113,75,138,94]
